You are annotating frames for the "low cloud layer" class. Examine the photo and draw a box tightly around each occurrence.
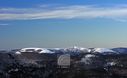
[0,5,127,21]
[0,23,9,26]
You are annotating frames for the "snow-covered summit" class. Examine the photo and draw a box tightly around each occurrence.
[93,48,114,53]
[92,48,116,54]
[64,46,91,53]
[112,47,127,54]
[15,47,54,54]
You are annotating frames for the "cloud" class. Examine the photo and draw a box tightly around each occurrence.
[1,5,127,21]
[112,18,127,22]
[0,23,9,26]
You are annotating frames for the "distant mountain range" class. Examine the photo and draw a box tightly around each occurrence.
[1,47,127,77]
[2,47,126,55]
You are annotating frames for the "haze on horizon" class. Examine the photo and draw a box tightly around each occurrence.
[0,0,127,49]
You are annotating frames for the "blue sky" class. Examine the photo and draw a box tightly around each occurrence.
[1,0,127,49]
